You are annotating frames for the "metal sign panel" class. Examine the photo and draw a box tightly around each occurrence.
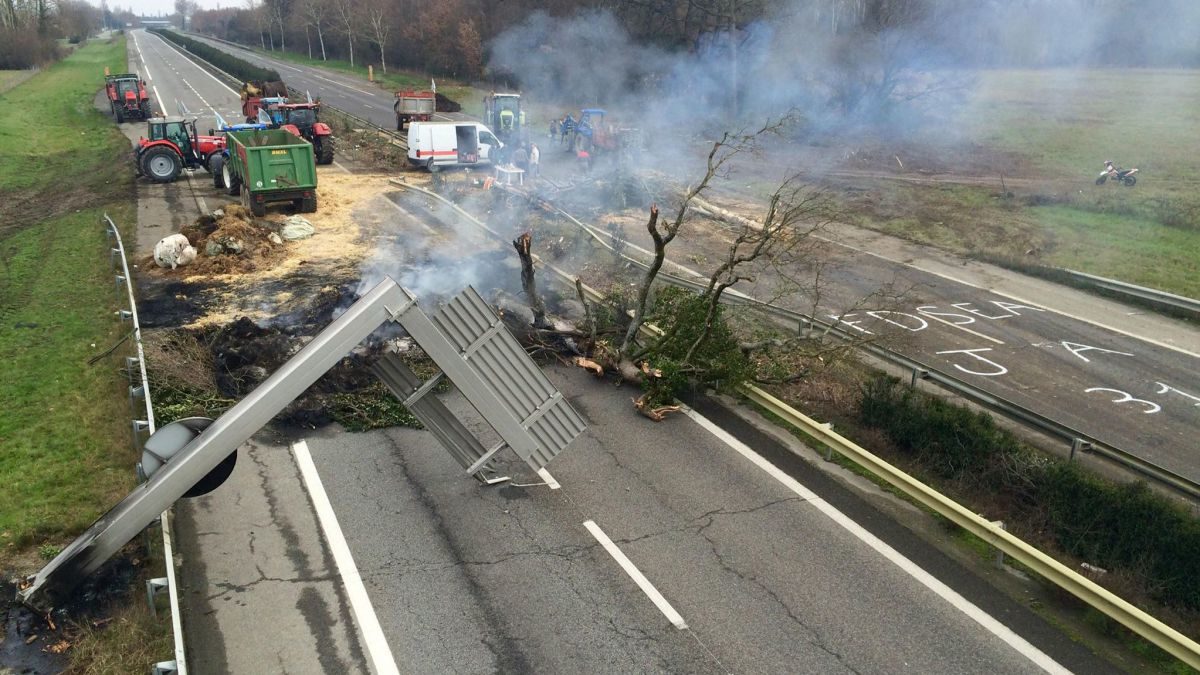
[430,287,587,469]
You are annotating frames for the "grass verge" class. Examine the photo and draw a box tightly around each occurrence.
[0,35,136,565]
[0,34,175,672]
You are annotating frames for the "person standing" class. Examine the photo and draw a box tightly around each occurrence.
[528,143,540,179]
[513,143,529,173]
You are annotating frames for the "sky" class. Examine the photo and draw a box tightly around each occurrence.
[106,0,228,20]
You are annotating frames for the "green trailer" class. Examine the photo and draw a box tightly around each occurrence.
[211,128,317,216]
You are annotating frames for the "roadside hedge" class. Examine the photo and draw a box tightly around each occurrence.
[149,29,280,84]
[858,374,1200,612]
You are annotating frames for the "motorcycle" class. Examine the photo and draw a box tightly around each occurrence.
[1096,162,1138,186]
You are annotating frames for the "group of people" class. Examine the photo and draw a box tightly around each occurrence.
[508,142,540,179]
[549,113,576,146]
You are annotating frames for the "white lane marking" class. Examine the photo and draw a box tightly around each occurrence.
[536,467,561,490]
[143,63,153,81]
[152,85,164,109]
[681,406,1071,674]
[918,310,1005,345]
[583,520,687,630]
[180,78,217,116]
[332,160,352,174]
[293,440,401,675]
[379,193,436,235]
[822,235,1200,360]
[145,31,239,96]
[312,71,378,96]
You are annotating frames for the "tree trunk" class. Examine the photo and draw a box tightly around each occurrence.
[619,204,662,355]
[347,35,354,66]
[513,232,548,328]
[278,18,285,51]
[305,25,311,58]
[317,23,326,60]
[379,43,386,73]
[259,30,266,49]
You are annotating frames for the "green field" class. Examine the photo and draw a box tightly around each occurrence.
[838,68,1200,298]
[0,38,137,563]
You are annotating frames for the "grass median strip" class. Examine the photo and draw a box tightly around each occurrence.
[0,37,136,567]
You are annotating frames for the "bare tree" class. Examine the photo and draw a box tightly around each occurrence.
[264,0,288,51]
[300,0,326,59]
[331,0,357,67]
[362,0,389,72]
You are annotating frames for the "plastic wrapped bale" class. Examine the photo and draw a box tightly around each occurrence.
[154,234,197,269]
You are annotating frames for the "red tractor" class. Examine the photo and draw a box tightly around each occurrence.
[105,73,152,123]
[135,117,227,184]
[243,98,335,165]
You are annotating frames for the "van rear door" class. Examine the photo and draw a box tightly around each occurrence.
[455,124,479,163]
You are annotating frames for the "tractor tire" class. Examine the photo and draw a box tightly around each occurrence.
[115,107,124,124]
[300,194,318,213]
[211,155,225,188]
[243,185,266,217]
[139,101,151,118]
[141,146,182,183]
[1123,175,1137,186]
[222,161,241,196]
[315,137,334,165]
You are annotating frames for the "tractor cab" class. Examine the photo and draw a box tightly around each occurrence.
[147,118,197,157]
[278,103,318,131]
[484,93,523,143]
[136,117,227,183]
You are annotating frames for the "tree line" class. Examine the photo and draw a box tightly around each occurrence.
[0,0,105,68]
[185,0,1199,85]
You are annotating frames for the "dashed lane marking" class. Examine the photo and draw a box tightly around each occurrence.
[584,520,687,630]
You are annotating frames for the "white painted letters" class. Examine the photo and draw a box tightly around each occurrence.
[1084,388,1161,414]
[1060,342,1134,363]
[935,348,1009,377]
[865,311,929,332]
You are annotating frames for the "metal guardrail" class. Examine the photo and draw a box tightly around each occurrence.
[105,214,187,675]
[1064,269,1200,321]
[739,384,1200,670]
[165,26,1198,501]
[389,183,1200,669]
[526,194,1200,502]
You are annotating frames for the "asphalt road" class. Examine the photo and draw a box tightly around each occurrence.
[174,30,1200,488]
[123,29,1146,672]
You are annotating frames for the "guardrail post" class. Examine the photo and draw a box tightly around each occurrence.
[909,367,928,388]
[146,577,169,617]
[992,520,1006,568]
[1070,438,1092,461]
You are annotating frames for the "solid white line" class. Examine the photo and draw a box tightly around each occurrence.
[332,160,352,174]
[536,467,561,490]
[152,85,163,109]
[380,194,437,235]
[584,520,687,630]
[681,406,1071,675]
[293,440,400,675]
[143,63,153,81]
[822,234,1200,360]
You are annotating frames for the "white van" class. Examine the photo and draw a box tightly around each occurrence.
[407,121,503,172]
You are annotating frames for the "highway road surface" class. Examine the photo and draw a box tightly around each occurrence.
[121,29,1169,672]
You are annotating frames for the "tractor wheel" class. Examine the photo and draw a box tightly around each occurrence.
[139,101,151,119]
[243,186,266,217]
[222,161,241,196]
[211,155,225,188]
[315,137,334,165]
[115,107,124,124]
[300,194,318,213]
[141,147,181,183]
